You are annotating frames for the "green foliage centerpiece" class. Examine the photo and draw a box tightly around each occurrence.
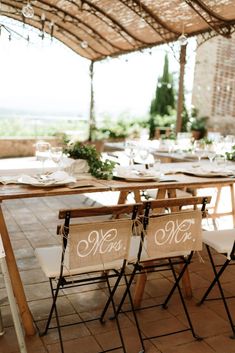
[64,141,115,179]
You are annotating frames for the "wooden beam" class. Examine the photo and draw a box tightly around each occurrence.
[176,43,187,133]
[88,61,95,141]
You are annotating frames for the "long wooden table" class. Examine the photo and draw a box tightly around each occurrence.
[0,171,235,336]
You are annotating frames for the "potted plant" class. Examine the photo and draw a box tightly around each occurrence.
[64,141,116,179]
[189,116,208,140]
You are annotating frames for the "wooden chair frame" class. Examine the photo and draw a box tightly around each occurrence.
[113,196,211,350]
[199,234,235,337]
[36,203,144,353]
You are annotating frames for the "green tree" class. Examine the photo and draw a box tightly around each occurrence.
[149,53,175,138]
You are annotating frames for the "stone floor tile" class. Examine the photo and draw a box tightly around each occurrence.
[156,340,216,353]
[205,335,235,353]
[46,335,101,353]
[2,194,235,353]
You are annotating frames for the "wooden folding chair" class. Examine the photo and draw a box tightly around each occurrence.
[198,228,235,337]
[0,236,28,353]
[34,203,144,353]
[114,196,211,350]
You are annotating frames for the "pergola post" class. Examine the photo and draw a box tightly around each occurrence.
[176,43,187,133]
[88,61,95,141]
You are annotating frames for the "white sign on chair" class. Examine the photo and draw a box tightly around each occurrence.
[146,210,202,258]
[68,219,133,269]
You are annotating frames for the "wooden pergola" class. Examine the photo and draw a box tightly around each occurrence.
[1,0,235,132]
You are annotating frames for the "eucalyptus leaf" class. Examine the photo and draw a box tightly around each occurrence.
[64,142,116,179]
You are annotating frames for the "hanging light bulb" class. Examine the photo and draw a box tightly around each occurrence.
[41,13,46,22]
[80,40,88,49]
[178,33,188,46]
[22,2,34,19]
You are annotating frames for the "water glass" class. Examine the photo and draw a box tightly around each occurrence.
[125,141,137,166]
[205,144,217,163]
[35,141,51,175]
[50,146,63,170]
[138,147,149,164]
[193,140,205,162]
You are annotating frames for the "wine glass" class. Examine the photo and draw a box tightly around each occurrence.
[138,147,149,165]
[193,140,205,162]
[35,141,51,176]
[124,141,137,166]
[50,146,63,171]
[205,144,217,163]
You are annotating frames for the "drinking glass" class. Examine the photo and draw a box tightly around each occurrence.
[50,146,63,171]
[124,141,137,166]
[205,144,217,163]
[35,141,51,175]
[193,140,205,162]
[138,147,149,165]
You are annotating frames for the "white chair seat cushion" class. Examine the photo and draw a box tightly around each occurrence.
[202,229,235,258]
[128,236,190,263]
[35,246,124,278]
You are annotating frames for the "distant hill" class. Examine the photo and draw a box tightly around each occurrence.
[0,107,86,121]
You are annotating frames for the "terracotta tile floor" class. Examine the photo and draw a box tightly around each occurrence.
[1,191,235,353]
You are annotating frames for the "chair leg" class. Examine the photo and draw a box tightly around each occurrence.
[42,278,64,353]
[199,248,229,304]
[162,253,193,309]
[199,245,235,336]
[105,274,127,353]
[100,270,124,323]
[123,274,145,353]
[168,259,200,339]
[103,272,145,353]
[113,264,139,317]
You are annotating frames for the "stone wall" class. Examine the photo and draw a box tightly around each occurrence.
[192,34,235,134]
[0,137,60,158]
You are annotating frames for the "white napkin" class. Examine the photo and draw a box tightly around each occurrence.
[0,176,19,184]
[114,166,162,179]
[19,171,76,186]
[0,171,76,186]
[63,158,89,176]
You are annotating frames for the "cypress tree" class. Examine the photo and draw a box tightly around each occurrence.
[149,54,175,138]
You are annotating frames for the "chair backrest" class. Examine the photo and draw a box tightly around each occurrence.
[58,203,143,270]
[145,210,202,258]
[68,219,134,269]
[141,196,211,259]
[142,196,211,218]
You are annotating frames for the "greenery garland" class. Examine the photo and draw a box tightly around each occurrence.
[225,145,235,161]
[64,141,116,179]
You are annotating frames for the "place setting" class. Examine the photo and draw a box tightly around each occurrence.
[113,162,168,182]
[0,142,96,188]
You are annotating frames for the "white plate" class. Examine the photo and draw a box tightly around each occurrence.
[17,179,75,187]
[114,171,162,182]
[17,174,76,187]
[183,170,230,178]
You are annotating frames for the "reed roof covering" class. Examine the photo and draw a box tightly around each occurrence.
[2,0,235,61]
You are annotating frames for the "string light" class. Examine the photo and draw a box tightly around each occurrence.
[22,2,34,19]
[0,22,28,42]
[80,40,88,49]
[195,85,233,92]
[178,33,188,46]
[0,16,55,43]
[157,82,172,88]
[178,24,188,46]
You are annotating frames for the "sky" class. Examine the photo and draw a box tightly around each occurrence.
[0,16,197,121]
